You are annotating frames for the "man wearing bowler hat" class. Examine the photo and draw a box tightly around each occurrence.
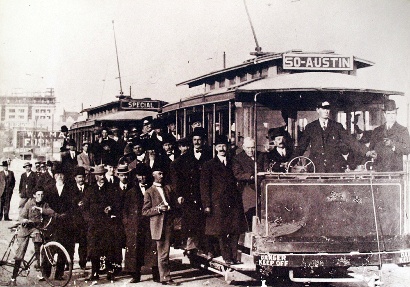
[258,127,293,173]
[292,101,376,173]
[18,162,37,209]
[0,160,16,221]
[369,99,410,171]
[200,135,247,265]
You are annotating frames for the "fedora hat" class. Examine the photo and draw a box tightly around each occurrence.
[23,162,32,168]
[134,164,151,176]
[267,127,287,140]
[91,165,107,175]
[1,161,8,167]
[191,127,206,138]
[116,164,129,174]
[383,99,398,111]
[61,125,68,132]
[53,162,64,174]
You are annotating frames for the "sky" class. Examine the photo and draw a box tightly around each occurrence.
[0,0,409,116]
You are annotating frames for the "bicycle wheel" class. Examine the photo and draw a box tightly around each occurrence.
[0,236,18,276]
[40,241,72,287]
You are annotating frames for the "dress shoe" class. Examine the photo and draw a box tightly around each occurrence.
[37,275,46,281]
[162,280,180,286]
[55,275,66,281]
[106,271,115,281]
[4,218,12,221]
[8,279,17,286]
[86,274,99,281]
[232,259,242,265]
[224,259,234,265]
[129,277,141,283]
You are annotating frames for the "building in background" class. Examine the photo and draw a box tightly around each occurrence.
[0,88,78,161]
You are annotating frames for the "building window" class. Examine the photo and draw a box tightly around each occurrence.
[18,109,24,113]
[229,77,236,85]
[9,115,15,119]
[239,73,247,82]
[219,79,225,88]
[19,115,24,119]
[9,109,15,113]
[210,82,215,90]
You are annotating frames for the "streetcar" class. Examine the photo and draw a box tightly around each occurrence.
[161,50,410,286]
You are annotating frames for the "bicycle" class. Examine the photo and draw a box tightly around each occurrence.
[0,217,73,287]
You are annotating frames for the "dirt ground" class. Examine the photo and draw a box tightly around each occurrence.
[1,159,410,287]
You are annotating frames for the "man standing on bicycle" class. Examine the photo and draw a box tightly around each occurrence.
[9,189,55,286]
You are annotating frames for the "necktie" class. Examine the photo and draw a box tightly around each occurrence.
[322,122,327,131]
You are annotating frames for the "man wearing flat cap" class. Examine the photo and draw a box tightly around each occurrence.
[140,116,154,140]
[200,135,247,264]
[292,101,376,173]
[369,99,410,171]
[19,162,37,209]
[0,160,15,221]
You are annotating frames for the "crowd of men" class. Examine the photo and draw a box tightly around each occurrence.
[4,99,410,286]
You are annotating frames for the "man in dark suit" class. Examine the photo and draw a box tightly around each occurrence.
[201,135,247,265]
[36,161,55,189]
[61,139,79,182]
[18,162,37,209]
[170,127,212,256]
[232,137,257,230]
[142,166,179,286]
[0,160,16,220]
[72,166,89,269]
[258,127,293,173]
[123,164,159,283]
[369,99,410,171]
[292,101,375,173]
[44,164,76,280]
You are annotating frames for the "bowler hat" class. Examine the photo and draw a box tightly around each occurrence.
[214,134,228,145]
[151,165,163,173]
[383,99,398,111]
[53,162,64,174]
[23,162,32,168]
[162,133,176,144]
[116,164,129,174]
[91,165,107,175]
[1,161,8,167]
[267,127,287,140]
[61,125,68,132]
[74,166,86,176]
[177,137,190,146]
[46,160,54,167]
[67,139,76,146]
[82,140,90,146]
[191,127,206,138]
[134,164,151,176]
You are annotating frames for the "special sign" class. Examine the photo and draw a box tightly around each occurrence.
[283,53,353,71]
[120,99,161,111]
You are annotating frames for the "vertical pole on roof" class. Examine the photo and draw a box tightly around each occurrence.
[175,110,178,139]
[183,109,187,138]
[228,101,232,145]
[254,93,261,225]
[213,104,216,158]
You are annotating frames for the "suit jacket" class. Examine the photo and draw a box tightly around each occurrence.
[369,122,410,171]
[200,157,247,236]
[293,119,368,173]
[61,151,79,177]
[77,152,95,173]
[19,171,37,199]
[142,184,176,240]
[0,170,15,198]
[258,147,293,173]
[232,151,256,211]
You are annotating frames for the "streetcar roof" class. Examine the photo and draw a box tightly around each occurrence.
[236,72,403,95]
[96,110,158,121]
[176,51,374,88]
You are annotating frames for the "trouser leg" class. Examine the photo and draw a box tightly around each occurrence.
[218,235,231,262]
[0,192,5,218]
[156,231,171,282]
[229,233,240,261]
[12,260,22,279]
